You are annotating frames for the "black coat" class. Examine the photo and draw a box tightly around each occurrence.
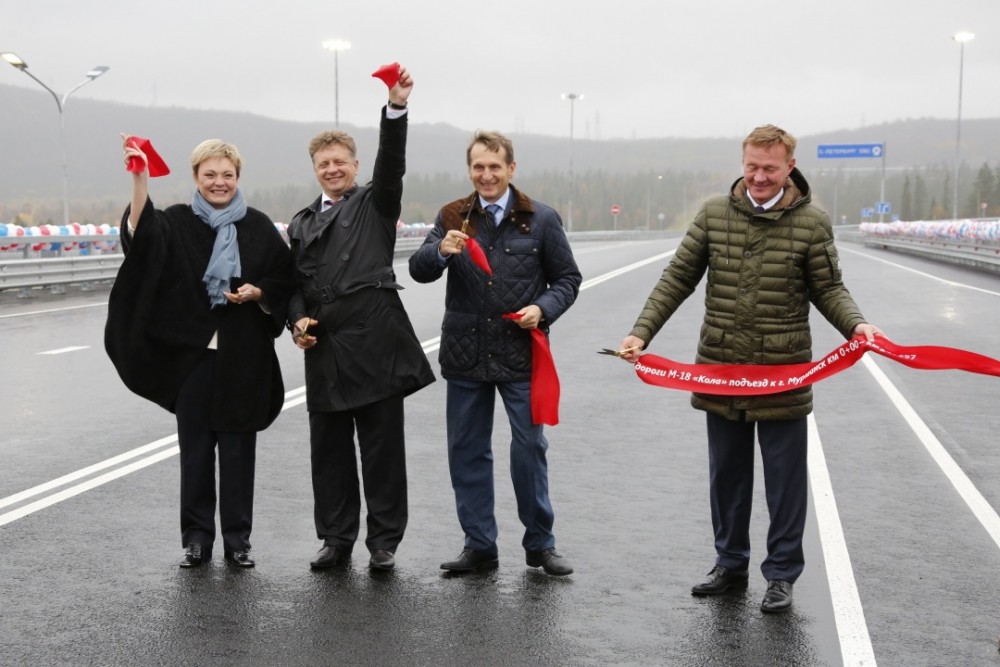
[408,186,581,382]
[105,198,295,432]
[287,109,435,412]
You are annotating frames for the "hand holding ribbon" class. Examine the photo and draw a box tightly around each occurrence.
[618,335,1000,396]
[504,312,559,425]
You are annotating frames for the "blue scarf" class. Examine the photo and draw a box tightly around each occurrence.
[192,188,247,308]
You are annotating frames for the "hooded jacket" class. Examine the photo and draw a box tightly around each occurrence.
[630,168,867,421]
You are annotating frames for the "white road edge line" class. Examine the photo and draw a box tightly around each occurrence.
[860,355,1000,548]
[808,415,877,666]
[0,251,676,521]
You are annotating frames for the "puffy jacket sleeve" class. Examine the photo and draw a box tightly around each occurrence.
[804,216,867,338]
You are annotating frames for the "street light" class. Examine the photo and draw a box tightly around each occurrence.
[2,52,109,227]
[322,39,351,127]
[561,92,583,232]
[952,31,974,220]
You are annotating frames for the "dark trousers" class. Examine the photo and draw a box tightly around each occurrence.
[175,351,257,553]
[706,412,807,583]
[309,393,408,553]
[446,379,555,554]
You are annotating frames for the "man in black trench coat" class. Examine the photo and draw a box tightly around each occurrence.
[286,64,434,572]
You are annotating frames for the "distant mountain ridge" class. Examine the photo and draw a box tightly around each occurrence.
[3,82,999,204]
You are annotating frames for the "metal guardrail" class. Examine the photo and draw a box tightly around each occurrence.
[0,235,429,296]
[4,227,995,295]
[834,225,1000,275]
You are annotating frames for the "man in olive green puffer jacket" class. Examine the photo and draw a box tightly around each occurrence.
[618,124,884,614]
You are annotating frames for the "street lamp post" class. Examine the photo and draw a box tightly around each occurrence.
[2,52,109,227]
[561,93,583,232]
[952,31,974,220]
[322,39,351,128]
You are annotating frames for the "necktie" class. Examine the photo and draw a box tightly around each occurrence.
[486,204,503,226]
[754,205,766,214]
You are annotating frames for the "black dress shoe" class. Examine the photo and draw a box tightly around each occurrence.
[369,549,395,571]
[440,548,499,572]
[311,545,351,569]
[224,549,255,568]
[691,565,749,596]
[525,548,574,576]
[179,543,212,568]
[760,580,793,613]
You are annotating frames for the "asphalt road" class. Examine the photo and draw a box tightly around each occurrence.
[2,238,999,666]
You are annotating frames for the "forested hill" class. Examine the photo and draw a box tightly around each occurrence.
[4,82,999,199]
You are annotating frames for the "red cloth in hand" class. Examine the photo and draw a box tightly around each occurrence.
[371,62,401,88]
[126,137,170,177]
[465,237,492,275]
[503,313,560,425]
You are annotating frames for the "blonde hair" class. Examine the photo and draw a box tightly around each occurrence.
[308,130,357,161]
[742,125,797,159]
[190,139,243,176]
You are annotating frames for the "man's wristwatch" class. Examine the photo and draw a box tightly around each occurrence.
[387,100,407,110]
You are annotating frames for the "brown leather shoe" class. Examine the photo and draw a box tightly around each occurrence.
[760,580,793,613]
[691,565,749,596]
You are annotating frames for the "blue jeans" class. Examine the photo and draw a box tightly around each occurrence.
[446,378,556,553]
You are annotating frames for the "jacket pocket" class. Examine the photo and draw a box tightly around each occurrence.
[440,310,478,372]
[762,329,812,364]
[503,238,541,279]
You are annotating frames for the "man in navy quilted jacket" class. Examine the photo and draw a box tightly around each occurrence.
[409,130,581,576]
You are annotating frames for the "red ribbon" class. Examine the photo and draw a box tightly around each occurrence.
[632,336,1000,395]
[504,313,560,425]
[465,237,493,275]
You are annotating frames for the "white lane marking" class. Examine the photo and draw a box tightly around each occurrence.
[861,355,1000,548]
[808,416,877,666]
[37,346,90,355]
[0,447,180,527]
[0,386,307,523]
[840,246,1000,297]
[580,251,674,290]
[0,302,108,320]
[1,247,673,521]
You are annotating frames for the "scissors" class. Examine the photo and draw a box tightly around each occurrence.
[597,346,641,357]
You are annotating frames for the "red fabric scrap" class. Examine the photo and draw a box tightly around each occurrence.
[504,313,560,425]
[126,137,170,177]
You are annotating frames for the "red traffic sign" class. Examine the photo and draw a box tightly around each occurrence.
[611,205,620,215]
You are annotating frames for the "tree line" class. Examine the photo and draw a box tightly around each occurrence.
[5,161,999,230]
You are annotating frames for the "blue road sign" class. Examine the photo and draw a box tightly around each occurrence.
[862,207,875,218]
[817,143,884,159]
[876,202,891,215]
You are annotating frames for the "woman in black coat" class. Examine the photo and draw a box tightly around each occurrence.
[106,136,294,568]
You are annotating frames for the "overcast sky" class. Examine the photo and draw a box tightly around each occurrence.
[2,1,998,141]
